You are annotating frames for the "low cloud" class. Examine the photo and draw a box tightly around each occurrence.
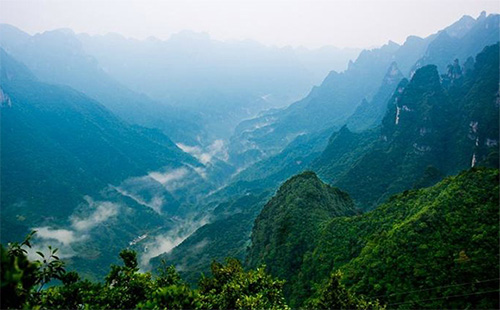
[112,184,164,214]
[177,139,228,165]
[139,215,210,270]
[33,227,80,246]
[113,166,202,214]
[70,196,119,231]
[148,167,188,186]
[191,239,209,254]
[30,197,120,258]
[187,164,208,180]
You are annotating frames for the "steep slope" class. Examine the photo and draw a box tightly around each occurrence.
[230,41,404,159]
[0,24,202,144]
[151,191,271,284]
[159,18,499,286]
[346,62,404,132]
[232,128,334,185]
[312,126,378,182]
[414,12,499,73]
[299,168,499,309]
[315,43,499,209]
[0,49,212,278]
[77,31,360,138]
[246,172,356,302]
[229,13,496,165]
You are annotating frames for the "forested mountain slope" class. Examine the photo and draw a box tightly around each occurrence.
[415,12,499,73]
[0,49,211,278]
[151,18,499,287]
[229,13,497,166]
[315,43,499,209]
[245,172,357,299]
[248,168,499,308]
[0,24,202,144]
[306,168,499,309]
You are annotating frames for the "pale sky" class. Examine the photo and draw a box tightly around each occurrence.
[0,0,498,48]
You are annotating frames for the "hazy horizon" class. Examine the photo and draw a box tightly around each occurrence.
[1,0,498,49]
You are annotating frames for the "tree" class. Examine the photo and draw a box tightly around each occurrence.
[198,258,289,310]
[307,271,385,310]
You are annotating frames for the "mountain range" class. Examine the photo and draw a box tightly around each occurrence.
[150,14,499,294]
[1,11,499,309]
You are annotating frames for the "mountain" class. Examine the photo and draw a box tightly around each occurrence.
[245,171,357,302]
[150,191,271,284]
[0,48,212,278]
[413,12,499,73]
[314,43,499,209]
[297,168,499,309]
[228,13,496,167]
[229,40,404,160]
[77,31,360,138]
[346,62,404,132]
[78,30,360,106]
[65,30,361,142]
[152,18,499,285]
[141,15,500,292]
[232,127,334,185]
[0,24,203,145]
[243,167,498,308]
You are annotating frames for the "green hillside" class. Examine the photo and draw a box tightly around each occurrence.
[249,168,499,308]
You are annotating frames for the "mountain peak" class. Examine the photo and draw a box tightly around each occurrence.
[45,28,76,36]
[409,64,440,89]
[285,170,319,182]
[382,40,400,51]
[404,35,424,45]
[247,170,356,304]
[478,10,487,21]
[445,14,476,38]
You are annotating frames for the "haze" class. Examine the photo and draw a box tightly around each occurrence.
[1,0,498,48]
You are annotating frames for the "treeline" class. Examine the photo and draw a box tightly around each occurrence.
[247,168,500,309]
[1,232,383,310]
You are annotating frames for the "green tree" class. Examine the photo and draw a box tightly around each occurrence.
[307,271,385,310]
[198,258,289,310]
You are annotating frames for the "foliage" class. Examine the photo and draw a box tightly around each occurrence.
[306,271,385,310]
[197,258,289,310]
[315,43,499,210]
[0,233,289,310]
[294,168,499,308]
[1,231,66,309]
[246,171,357,306]
[151,192,270,284]
[1,232,39,309]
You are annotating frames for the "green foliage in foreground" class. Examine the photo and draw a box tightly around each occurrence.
[1,236,288,310]
[1,231,381,309]
[306,271,385,310]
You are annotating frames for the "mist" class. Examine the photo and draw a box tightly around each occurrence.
[1,0,498,48]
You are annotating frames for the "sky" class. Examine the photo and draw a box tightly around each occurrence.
[1,0,498,48]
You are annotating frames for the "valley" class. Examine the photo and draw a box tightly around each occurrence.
[1,7,499,309]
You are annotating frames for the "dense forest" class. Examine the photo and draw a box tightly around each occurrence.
[1,8,499,310]
[249,168,499,309]
[3,167,497,309]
